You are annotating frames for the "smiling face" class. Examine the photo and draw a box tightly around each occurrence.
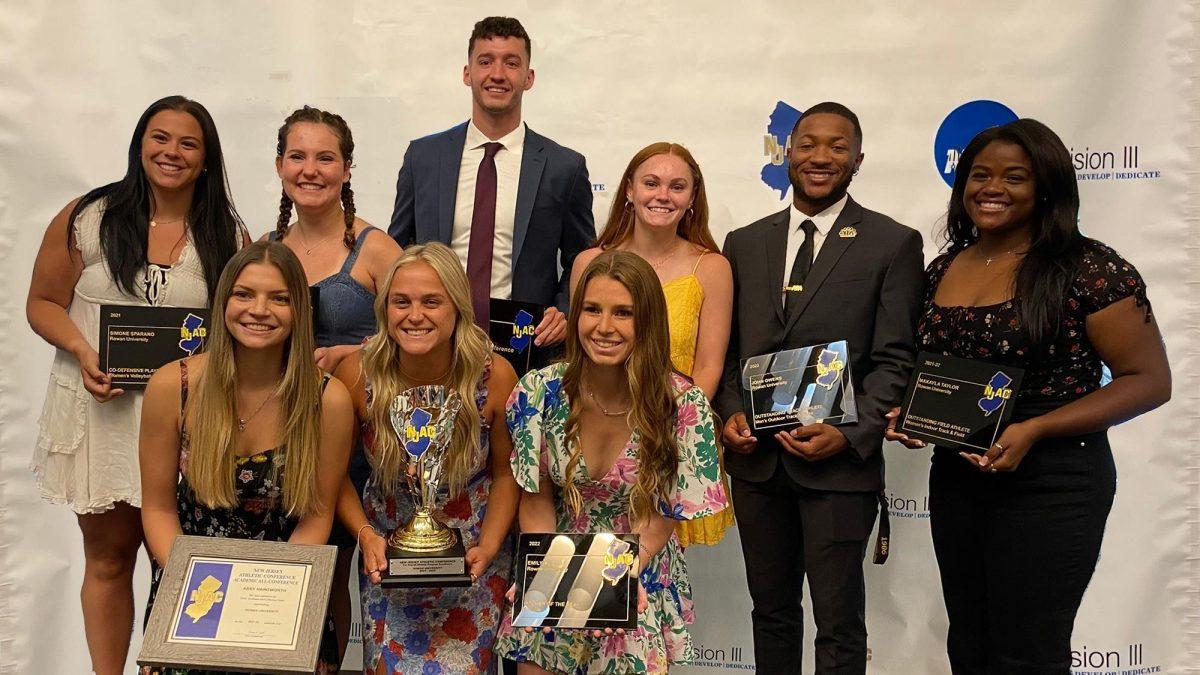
[224,262,294,351]
[386,262,458,359]
[625,152,695,235]
[463,36,534,119]
[140,109,206,192]
[963,140,1037,236]
[276,122,349,211]
[577,275,636,367]
[787,112,863,214]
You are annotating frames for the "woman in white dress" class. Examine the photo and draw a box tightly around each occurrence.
[25,95,247,675]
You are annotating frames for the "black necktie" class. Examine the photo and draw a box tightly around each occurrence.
[785,219,816,316]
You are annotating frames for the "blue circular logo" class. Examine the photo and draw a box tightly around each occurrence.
[933,100,1018,187]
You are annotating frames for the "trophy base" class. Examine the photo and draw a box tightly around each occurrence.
[381,529,471,588]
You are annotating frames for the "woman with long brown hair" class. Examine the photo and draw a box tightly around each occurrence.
[140,241,353,673]
[333,242,520,674]
[266,104,401,659]
[27,95,247,674]
[496,251,728,673]
[570,142,734,548]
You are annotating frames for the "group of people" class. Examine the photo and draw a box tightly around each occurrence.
[25,14,1171,675]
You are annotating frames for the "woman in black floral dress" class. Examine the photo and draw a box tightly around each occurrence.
[139,242,354,674]
[886,119,1171,674]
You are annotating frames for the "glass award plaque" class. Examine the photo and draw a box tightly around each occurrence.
[740,340,857,431]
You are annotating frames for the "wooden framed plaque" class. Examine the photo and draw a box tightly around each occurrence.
[138,536,336,674]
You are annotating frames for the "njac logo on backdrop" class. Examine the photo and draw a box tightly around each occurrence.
[761,101,804,199]
[935,100,1162,187]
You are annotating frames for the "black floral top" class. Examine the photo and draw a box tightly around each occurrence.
[143,360,338,675]
[918,238,1151,418]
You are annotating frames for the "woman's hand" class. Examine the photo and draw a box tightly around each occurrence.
[465,543,499,581]
[884,407,926,448]
[960,420,1042,473]
[359,528,388,585]
[76,346,124,402]
[314,344,357,373]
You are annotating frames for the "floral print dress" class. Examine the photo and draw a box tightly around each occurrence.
[494,362,728,674]
[143,361,340,675]
[358,367,512,674]
[919,238,1152,417]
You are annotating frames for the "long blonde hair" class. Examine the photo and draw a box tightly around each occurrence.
[561,251,680,526]
[595,142,718,253]
[362,243,492,494]
[186,241,324,516]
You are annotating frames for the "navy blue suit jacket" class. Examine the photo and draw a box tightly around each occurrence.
[388,122,595,311]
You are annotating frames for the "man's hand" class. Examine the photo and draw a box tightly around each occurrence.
[721,412,758,454]
[534,306,566,346]
[774,423,849,461]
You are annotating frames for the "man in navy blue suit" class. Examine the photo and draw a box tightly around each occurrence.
[389,16,595,345]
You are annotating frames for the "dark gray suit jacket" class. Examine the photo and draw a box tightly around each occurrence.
[388,122,595,310]
[715,196,925,492]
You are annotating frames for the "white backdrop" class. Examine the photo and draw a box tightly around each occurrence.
[0,1,1196,673]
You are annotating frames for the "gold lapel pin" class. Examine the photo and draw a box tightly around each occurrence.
[783,284,804,293]
[839,226,857,238]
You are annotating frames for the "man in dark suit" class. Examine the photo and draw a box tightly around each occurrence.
[388,16,594,345]
[716,102,925,673]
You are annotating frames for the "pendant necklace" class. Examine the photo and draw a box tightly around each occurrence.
[149,215,185,229]
[979,247,1017,267]
[586,384,630,417]
[237,390,277,432]
[295,226,336,256]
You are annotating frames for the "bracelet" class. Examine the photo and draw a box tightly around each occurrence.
[356,523,376,547]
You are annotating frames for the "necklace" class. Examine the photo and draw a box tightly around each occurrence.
[237,389,277,431]
[149,215,185,229]
[397,358,453,385]
[978,246,1018,267]
[586,384,630,417]
[646,243,684,269]
[294,225,339,256]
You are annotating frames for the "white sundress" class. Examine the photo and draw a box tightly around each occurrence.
[30,199,211,514]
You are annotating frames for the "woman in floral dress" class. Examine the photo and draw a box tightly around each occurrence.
[139,241,354,674]
[333,243,520,674]
[496,250,728,673]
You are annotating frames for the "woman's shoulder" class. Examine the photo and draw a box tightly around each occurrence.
[519,361,567,388]
[692,247,732,279]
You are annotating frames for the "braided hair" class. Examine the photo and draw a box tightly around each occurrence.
[274,106,356,248]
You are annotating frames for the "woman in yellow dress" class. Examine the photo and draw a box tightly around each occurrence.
[570,142,734,546]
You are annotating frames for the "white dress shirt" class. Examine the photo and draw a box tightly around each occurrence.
[451,121,525,300]
[781,194,848,301]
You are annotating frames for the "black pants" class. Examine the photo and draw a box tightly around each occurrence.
[929,431,1116,675]
[732,463,878,674]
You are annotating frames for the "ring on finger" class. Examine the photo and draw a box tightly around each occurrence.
[993,442,1006,451]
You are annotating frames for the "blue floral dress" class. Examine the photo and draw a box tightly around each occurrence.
[494,363,728,673]
[359,366,512,674]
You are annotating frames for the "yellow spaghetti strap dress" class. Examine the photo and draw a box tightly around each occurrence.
[662,252,735,546]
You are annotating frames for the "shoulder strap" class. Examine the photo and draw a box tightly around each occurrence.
[690,250,708,275]
[179,358,190,417]
[340,227,375,273]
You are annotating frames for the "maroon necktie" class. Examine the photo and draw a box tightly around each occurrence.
[467,142,503,328]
